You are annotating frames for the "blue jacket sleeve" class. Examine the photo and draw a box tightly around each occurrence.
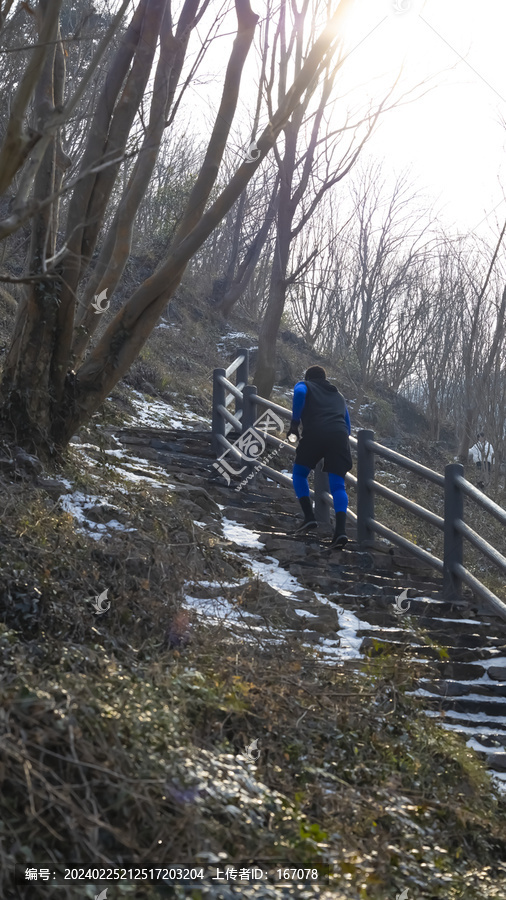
[292,382,307,421]
[345,406,351,435]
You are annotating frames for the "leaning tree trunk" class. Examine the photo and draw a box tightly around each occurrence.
[72,0,200,365]
[0,0,61,444]
[57,0,350,443]
[0,0,354,455]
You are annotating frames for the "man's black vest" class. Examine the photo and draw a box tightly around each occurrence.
[301,379,348,433]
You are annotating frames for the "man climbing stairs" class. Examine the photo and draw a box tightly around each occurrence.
[109,424,506,788]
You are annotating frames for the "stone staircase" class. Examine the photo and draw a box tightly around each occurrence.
[110,425,506,788]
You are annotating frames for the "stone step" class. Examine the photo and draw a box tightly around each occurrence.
[361,637,503,664]
[460,733,506,749]
[420,695,506,717]
[141,427,506,786]
[356,627,502,654]
[432,661,487,680]
[419,680,506,698]
[154,451,215,468]
[437,711,506,733]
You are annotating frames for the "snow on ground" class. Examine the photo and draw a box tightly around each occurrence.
[221,518,263,549]
[216,331,254,351]
[127,389,208,430]
[202,513,506,789]
[423,714,506,792]
[70,442,172,490]
[155,320,179,331]
[63,392,506,789]
[63,386,212,536]
[183,574,288,644]
[211,516,364,661]
[60,491,137,541]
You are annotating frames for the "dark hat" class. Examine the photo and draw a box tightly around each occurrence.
[305,365,326,381]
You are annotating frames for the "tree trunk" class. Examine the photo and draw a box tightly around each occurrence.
[1,0,60,447]
[255,271,287,398]
[72,0,200,365]
[0,0,351,454]
[254,105,296,398]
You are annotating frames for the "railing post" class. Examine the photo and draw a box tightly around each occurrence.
[242,384,257,434]
[212,367,226,454]
[357,429,375,546]
[236,348,249,388]
[234,348,249,423]
[443,463,464,600]
[314,460,331,524]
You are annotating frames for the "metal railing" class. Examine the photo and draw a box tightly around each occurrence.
[212,348,250,446]
[212,350,506,620]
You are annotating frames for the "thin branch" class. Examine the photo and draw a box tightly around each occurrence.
[0,152,128,242]
[0,272,59,284]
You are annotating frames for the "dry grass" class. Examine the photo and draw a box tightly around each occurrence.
[0,301,505,898]
[1,461,506,899]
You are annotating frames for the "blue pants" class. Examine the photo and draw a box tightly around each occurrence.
[292,463,348,512]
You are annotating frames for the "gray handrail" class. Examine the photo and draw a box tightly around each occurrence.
[212,351,506,618]
[254,393,292,420]
[367,438,445,487]
[453,564,506,622]
[455,475,506,526]
[212,349,249,452]
[225,351,247,379]
[217,404,242,433]
[369,519,444,573]
[218,376,243,401]
[370,478,445,530]
[455,519,506,573]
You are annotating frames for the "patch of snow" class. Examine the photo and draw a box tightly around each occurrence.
[427,717,506,737]
[237,552,364,660]
[59,492,137,540]
[422,717,506,791]
[113,468,168,487]
[60,491,105,522]
[184,593,255,621]
[430,617,482,625]
[221,518,263,549]
[155,322,179,331]
[127,389,207,430]
[187,578,249,589]
[424,708,506,726]
[220,331,252,342]
[410,688,506,706]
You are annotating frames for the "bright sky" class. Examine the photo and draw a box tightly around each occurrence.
[184,0,506,238]
[338,0,506,236]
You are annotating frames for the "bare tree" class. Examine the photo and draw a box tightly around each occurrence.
[287,200,345,348]
[211,170,279,317]
[252,0,406,398]
[0,0,358,454]
[457,223,506,463]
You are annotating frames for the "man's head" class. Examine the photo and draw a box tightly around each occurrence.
[305,365,326,381]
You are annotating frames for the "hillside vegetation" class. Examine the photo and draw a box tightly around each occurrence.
[1,298,505,899]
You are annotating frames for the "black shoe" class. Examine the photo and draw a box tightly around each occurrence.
[292,518,318,535]
[331,511,348,549]
[293,496,317,534]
